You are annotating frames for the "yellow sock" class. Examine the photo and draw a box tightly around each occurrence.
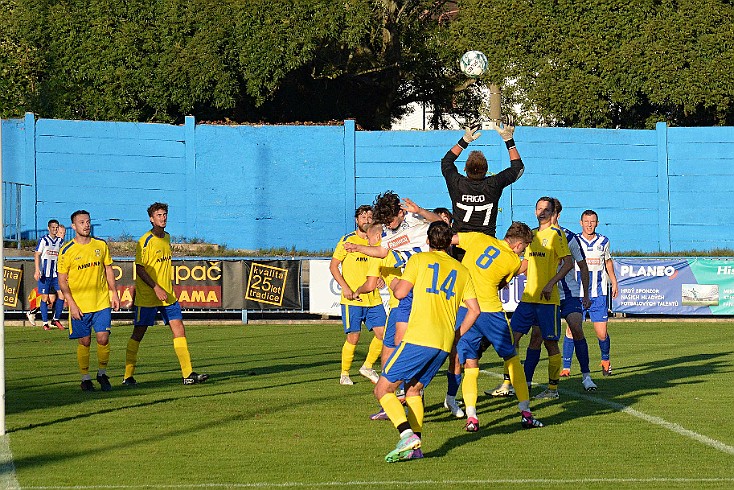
[97,342,110,371]
[173,336,193,378]
[506,355,530,402]
[462,367,479,413]
[364,336,383,369]
[379,393,408,428]
[125,338,140,379]
[77,344,90,375]
[341,340,357,375]
[405,395,424,433]
[548,353,562,389]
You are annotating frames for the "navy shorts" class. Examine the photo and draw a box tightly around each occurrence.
[69,308,112,339]
[134,302,184,327]
[583,295,609,322]
[457,308,516,363]
[38,276,59,295]
[382,342,448,388]
[341,304,387,334]
[510,302,561,341]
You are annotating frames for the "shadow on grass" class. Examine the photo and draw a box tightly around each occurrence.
[422,351,733,458]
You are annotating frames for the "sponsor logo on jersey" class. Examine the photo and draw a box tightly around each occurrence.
[461,194,485,203]
[388,235,410,249]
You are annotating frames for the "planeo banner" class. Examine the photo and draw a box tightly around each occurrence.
[613,258,734,315]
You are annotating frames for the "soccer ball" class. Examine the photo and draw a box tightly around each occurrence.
[459,50,488,77]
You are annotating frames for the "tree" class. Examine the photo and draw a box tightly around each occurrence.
[448,0,734,128]
[0,0,474,129]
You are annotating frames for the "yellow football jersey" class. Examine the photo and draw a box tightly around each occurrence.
[521,225,570,305]
[134,231,176,307]
[400,251,476,352]
[332,232,382,307]
[458,232,521,312]
[57,238,113,313]
[380,250,405,309]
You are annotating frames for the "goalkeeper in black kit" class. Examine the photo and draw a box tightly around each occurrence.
[441,116,524,238]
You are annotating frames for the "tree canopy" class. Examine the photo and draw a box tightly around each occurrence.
[451,0,734,128]
[1,0,732,128]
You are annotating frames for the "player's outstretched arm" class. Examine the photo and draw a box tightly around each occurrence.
[402,197,443,223]
[494,115,524,181]
[343,241,389,258]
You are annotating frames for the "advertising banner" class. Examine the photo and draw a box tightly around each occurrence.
[308,259,522,316]
[613,258,734,315]
[3,265,23,308]
[244,260,301,310]
[111,260,224,310]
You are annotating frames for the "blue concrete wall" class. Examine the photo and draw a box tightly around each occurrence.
[3,114,734,253]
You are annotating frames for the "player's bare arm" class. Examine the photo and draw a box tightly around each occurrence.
[58,273,83,320]
[33,250,42,281]
[342,241,389,258]
[329,257,355,300]
[136,264,169,302]
[353,275,379,301]
[401,198,443,223]
[105,264,120,311]
[540,255,574,300]
[458,297,481,336]
[605,258,619,298]
[577,258,592,309]
[391,278,413,300]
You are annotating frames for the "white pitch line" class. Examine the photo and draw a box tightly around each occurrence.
[0,434,21,490]
[481,369,734,456]
[18,477,734,489]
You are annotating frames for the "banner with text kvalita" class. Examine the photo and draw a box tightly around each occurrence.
[243,260,301,310]
[612,258,734,315]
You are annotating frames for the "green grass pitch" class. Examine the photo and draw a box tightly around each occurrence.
[5,320,734,489]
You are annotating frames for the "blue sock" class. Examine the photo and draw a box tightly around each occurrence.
[599,335,611,361]
[574,338,591,374]
[446,372,462,397]
[53,299,65,320]
[562,336,575,370]
[524,348,542,385]
[40,302,49,323]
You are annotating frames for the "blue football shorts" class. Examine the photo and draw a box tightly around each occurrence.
[457,308,516,363]
[134,302,184,327]
[382,342,448,388]
[68,307,112,339]
[510,301,561,341]
[37,276,59,295]
[341,304,387,334]
[582,295,609,322]
[559,296,583,319]
[382,307,399,349]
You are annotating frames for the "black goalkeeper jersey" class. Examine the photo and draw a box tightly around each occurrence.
[441,149,524,237]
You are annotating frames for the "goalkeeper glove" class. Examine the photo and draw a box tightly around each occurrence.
[458,122,481,149]
[494,114,515,142]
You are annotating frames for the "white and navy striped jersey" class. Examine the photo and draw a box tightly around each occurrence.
[558,227,585,301]
[576,233,612,298]
[379,212,430,264]
[35,234,64,278]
